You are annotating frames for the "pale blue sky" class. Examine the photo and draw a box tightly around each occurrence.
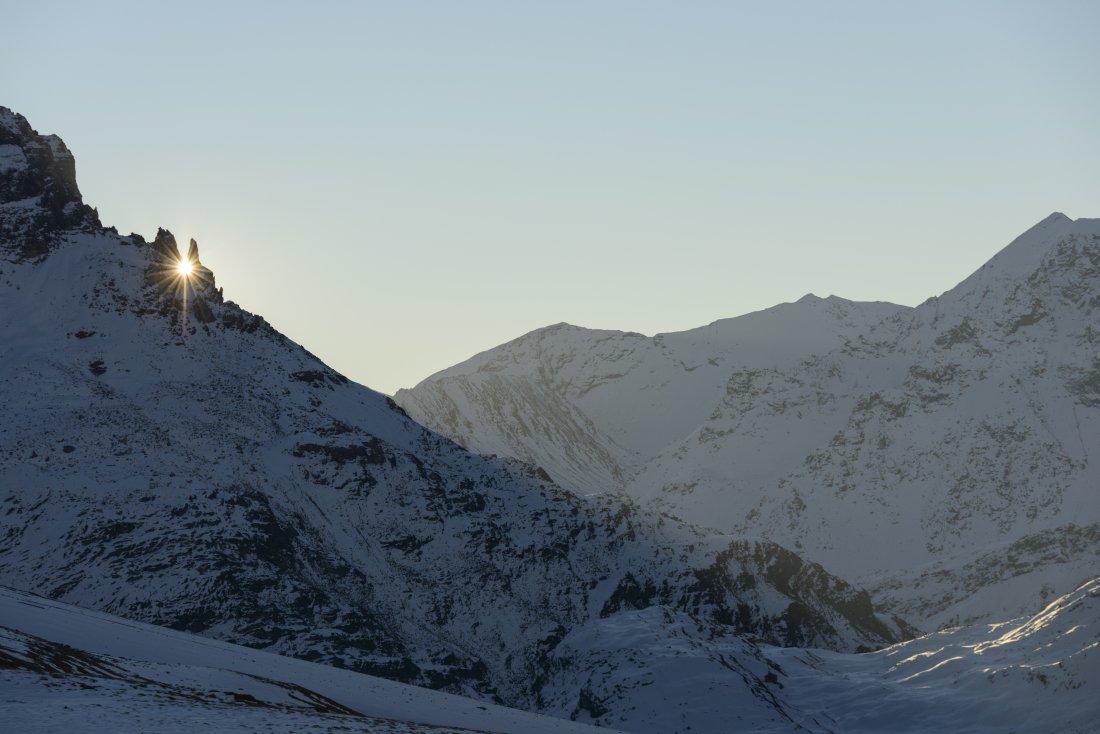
[4,1,1098,393]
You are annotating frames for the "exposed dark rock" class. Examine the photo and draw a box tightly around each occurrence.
[290,370,348,389]
[601,573,659,617]
[573,686,609,720]
[293,439,388,467]
[385,396,410,418]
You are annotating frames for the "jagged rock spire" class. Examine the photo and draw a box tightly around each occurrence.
[144,228,221,324]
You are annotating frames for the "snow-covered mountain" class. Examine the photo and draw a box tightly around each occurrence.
[0,107,912,733]
[396,214,1100,631]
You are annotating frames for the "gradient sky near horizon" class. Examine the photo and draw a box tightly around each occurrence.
[3,1,1099,394]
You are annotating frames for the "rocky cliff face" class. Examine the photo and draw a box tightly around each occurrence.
[397,214,1100,630]
[0,107,908,733]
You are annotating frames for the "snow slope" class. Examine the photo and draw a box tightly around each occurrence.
[0,585,614,734]
[397,213,1100,630]
[541,577,1100,734]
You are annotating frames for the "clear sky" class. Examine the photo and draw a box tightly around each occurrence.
[3,1,1098,394]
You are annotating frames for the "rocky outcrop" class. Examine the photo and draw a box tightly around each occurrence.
[0,106,99,260]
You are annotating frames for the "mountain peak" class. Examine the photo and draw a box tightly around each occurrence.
[0,106,99,260]
[1040,211,1071,224]
[940,212,1095,306]
[794,293,851,305]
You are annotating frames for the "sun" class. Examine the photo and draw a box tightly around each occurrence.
[177,259,192,276]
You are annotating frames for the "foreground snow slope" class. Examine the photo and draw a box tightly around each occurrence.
[5,575,1098,734]
[767,576,1100,734]
[397,214,1100,629]
[0,585,613,734]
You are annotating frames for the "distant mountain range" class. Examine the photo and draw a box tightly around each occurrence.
[396,214,1100,631]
